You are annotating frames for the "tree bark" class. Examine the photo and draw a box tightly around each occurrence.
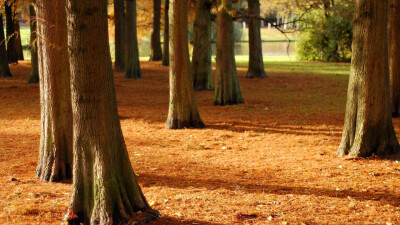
[125,0,142,79]
[65,0,159,224]
[0,13,12,77]
[35,0,73,182]
[165,0,204,129]
[191,0,213,90]
[337,0,399,157]
[161,0,169,66]
[389,0,400,117]
[5,0,18,64]
[114,0,125,72]
[214,0,244,105]
[13,12,24,61]
[149,0,163,61]
[28,3,39,83]
[246,0,267,78]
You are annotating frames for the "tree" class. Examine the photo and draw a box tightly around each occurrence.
[337,0,399,157]
[165,0,204,129]
[389,0,400,117]
[114,0,126,72]
[150,0,163,61]
[65,0,159,223]
[246,0,267,78]
[161,0,169,66]
[13,11,24,60]
[191,0,213,90]
[0,13,12,77]
[35,0,73,181]
[214,0,244,105]
[5,0,18,64]
[28,2,39,83]
[125,0,142,79]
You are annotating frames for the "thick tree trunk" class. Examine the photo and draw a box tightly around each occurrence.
[114,0,125,72]
[65,1,159,224]
[125,0,142,79]
[0,13,12,77]
[28,3,39,83]
[246,0,267,78]
[5,0,18,64]
[191,0,213,90]
[389,0,400,117]
[149,0,163,61]
[165,0,204,129]
[214,0,244,105]
[337,0,399,157]
[13,12,24,61]
[35,0,73,182]
[161,0,169,66]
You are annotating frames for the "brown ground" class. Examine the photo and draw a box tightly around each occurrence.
[1,61,400,225]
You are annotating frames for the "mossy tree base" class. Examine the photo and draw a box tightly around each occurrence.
[389,0,400,118]
[166,0,204,130]
[214,0,244,106]
[246,69,268,79]
[337,0,399,157]
[149,0,163,62]
[66,0,157,223]
[125,0,142,79]
[246,0,267,80]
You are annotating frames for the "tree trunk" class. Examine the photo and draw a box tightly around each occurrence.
[161,0,169,66]
[5,0,18,64]
[65,1,159,224]
[0,13,12,77]
[389,0,400,117]
[165,0,204,129]
[191,0,213,90]
[214,0,244,105]
[246,0,267,78]
[28,3,39,83]
[125,0,142,79]
[114,0,125,72]
[337,0,399,157]
[13,12,24,61]
[149,0,163,61]
[35,0,73,182]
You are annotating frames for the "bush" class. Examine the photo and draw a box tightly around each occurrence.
[297,2,353,62]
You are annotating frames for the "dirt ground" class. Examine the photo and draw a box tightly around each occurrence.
[1,61,400,225]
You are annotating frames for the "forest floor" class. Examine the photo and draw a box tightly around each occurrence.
[1,61,400,225]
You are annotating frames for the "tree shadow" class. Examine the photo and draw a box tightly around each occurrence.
[149,215,224,225]
[138,173,400,207]
[206,121,343,137]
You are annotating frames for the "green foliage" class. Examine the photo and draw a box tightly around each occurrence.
[297,2,353,62]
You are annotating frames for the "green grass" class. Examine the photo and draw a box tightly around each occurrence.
[240,28,297,42]
[234,55,350,78]
[19,26,350,80]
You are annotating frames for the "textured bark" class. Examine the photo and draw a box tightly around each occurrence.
[125,0,142,79]
[389,0,400,117]
[35,0,73,181]
[13,12,24,61]
[191,0,213,91]
[5,0,18,64]
[214,0,244,105]
[65,1,159,224]
[149,0,163,61]
[0,13,12,77]
[114,0,125,72]
[28,3,39,83]
[246,0,267,79]
[161,0,169,66]
[166,0,204,129]
[337,0,399,157]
